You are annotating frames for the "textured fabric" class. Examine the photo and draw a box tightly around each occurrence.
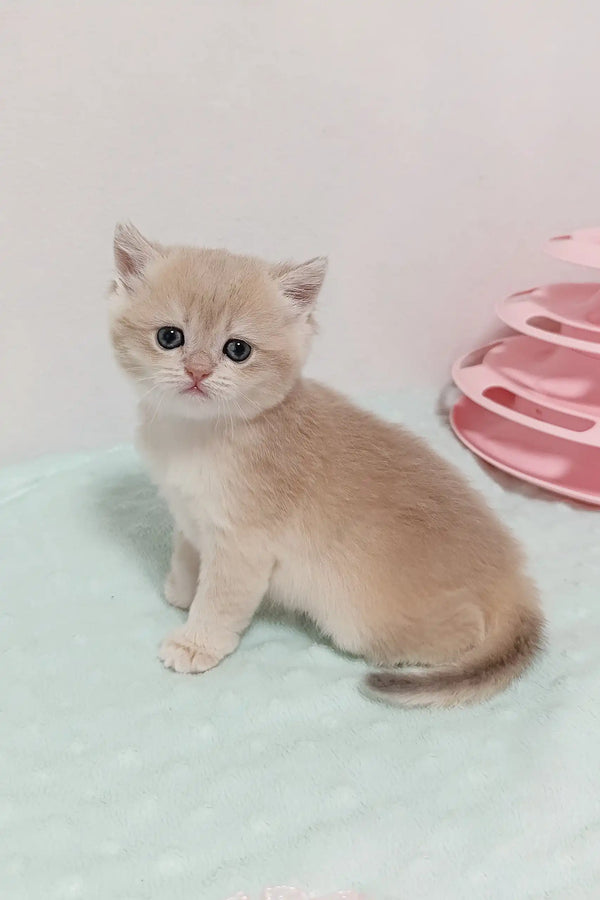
[1,392,599,900]
[225,890,365,899]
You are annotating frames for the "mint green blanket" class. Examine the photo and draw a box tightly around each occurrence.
[1,395,598,900]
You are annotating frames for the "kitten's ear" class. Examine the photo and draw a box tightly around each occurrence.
[113,222,161,288]
[272,257,328,310]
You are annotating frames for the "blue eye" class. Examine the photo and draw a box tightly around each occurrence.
[223,339,252,362]
[156,327,184,350]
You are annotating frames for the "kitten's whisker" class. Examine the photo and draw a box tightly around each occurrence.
[137,383,162,404]
[231,397,251,426]
[134,374,157,383]
[228,404,235,442]
[148,388,167,424]
[235,388,264,418]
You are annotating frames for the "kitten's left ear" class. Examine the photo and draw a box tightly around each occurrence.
[272,256,328,310]
[113,221,162,289]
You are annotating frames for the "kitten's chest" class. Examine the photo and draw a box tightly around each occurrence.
[138,423,229,543]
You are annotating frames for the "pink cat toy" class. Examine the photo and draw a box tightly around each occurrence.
[452,228,600,505]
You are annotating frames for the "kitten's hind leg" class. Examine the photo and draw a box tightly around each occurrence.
[164,531,199,611]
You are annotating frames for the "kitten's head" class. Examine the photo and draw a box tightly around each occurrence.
[109,223,327,421]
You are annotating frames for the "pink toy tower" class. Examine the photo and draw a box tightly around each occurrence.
[451,228,600,505]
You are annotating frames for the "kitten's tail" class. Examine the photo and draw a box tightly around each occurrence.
[364,607,544,708]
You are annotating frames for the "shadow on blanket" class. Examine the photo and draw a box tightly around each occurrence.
[90,468,171,588]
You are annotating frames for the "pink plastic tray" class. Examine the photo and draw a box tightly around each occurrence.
[452,335,600,446]
[496,283,600,355]
[451,395,600,505]
[545,227,600,268]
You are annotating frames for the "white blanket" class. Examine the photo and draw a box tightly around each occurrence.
[1,393,598,900]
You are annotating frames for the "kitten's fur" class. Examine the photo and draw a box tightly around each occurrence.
[109,223,544,707]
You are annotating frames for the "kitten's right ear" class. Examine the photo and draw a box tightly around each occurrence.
[113,222,161,289]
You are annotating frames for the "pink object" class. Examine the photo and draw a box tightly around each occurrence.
[451,229,600,505]
[496,284,600,355]
[451,396,600,504]
[452,336,600,446]
[544,227,600,268]
[225,890,367,900]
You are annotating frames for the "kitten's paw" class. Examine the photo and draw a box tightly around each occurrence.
[158,628,233,674]
[164,570,193,610]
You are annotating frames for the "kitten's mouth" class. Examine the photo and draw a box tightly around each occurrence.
[181,384,208,398]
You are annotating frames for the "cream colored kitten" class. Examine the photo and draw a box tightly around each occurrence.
[109,223,544,707]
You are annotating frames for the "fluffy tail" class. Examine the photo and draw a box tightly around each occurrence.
[364,608,545,708]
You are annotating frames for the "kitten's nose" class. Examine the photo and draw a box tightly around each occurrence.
[185,364,211,384]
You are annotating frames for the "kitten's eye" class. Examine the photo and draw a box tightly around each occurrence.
[156,326,184,350]
[223,339,252,362]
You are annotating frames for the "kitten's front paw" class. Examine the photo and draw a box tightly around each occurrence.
[164,570,193,610]
[158,627,234,674]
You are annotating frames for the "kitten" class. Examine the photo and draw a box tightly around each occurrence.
[109,223,544,708]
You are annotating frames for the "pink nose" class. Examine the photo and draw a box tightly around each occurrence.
[185,365,211,384]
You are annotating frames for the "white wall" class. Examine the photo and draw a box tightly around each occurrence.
[2,0,599,463]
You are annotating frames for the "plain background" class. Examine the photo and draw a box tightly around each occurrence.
[2,0,600,464]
